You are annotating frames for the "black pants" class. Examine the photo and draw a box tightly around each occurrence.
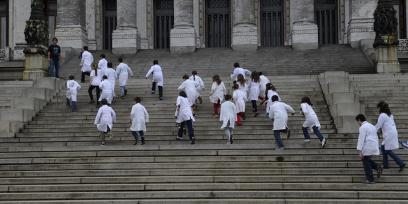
[88,85,101,101]
[81,71,90,83]
[178,119,194,141]
[251,100,257,112]
[152,82,163,97]
[362,156,379,182]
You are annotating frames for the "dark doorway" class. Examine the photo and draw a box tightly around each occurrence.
[46,0,57,44]
[206,0,231,48]
[315,0,338,45]
[154,0,174,49]
[103,0,117,50]
[260,0,284,47]
[0,0,8,48]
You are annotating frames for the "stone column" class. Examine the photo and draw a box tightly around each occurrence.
[347,0,378,48]
[11,0,31,60]
[170,0,196,54]
[86,0,97,51]
[290,0,318,50]
[232,0,258,51]
[54,0,87,49]
[112,0,138,55]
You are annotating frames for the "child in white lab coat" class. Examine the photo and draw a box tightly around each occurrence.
[248,71,261,117]
[190,70,205,104]
[105,62,117,100]
[80,46,93,83]
[220,94,237,144]
[99,75,114,105]
[355,114,382,184]
[230,62,251,81]
[209,75,226,117]
[94,99,116,145]
[258,72,270,101]
[89,64,102,106]
[178,74,199,111]
[267,95,295,150]
[130,97,149,145]
[175,91,196,144]
[66,75,81,112]
[98,54,108,74]
[300,96,327,147]
[375,102,405,172]
[145,60,164,100]
[232,83,247,126]
[116,58,134,98]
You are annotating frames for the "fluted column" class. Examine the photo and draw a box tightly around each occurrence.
[232,0,258,51]
[170,0,196,53]
[112,0,138,55]
[347,0,378,48]
[54,0,87,49]
[290,0,318,50]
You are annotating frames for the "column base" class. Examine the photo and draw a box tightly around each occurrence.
[291,22,318,50]
[376,46,401,73]
[22,46,48,81]
[54,25,87,49]
[232,24,258,52]
[112,28,138,55]
[347,18,375,48]
[170,27,196,54]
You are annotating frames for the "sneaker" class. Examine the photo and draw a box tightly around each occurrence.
[364,180,375,184]
[400,141,408,149]
[176,136,183,141]
[151,91,155,95]
[399,163,406,172]
[101,141,106,146]
[304,139,311,143]
[141,138,145,145]
[159,97,163,100]
[227,141,231,144]
[230,135,233,144]
[191,140,195,145]
[276,147,285,151]
[321,138,327,148]
[377,165,383,178]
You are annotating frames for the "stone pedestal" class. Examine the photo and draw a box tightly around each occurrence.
[170,0,196,54]
[376,46,401,73]
[231,0,258,51]
[23,46,48,80]
[112,0,138,55]
[290,0,318,50]
[347,0,378,48]
[54,0,87,49]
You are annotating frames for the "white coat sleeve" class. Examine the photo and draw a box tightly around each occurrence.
[177,83,184,91]
[111,109,117,123]
[144,107,150,123]
[115,68,120,79]
[285,104,295,114]
[210,83,216,95]
[301,103,309,114]
[130,106,135,120]
[94,108,102,125]
[268,106,274,119]
[128,67,134,77]
[199,78,204,89]
[145,67,154,78]
[375,114,385,131]
[357,126,365,151]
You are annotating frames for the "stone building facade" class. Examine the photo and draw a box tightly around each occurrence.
[1,0,408,59]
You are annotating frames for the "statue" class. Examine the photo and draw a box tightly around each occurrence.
[24,0,48,47]
[373,0,399,48]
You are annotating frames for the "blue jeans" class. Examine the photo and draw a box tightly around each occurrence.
[48,59,60,78]
[273,128,287,148]
[178,119,194,141]
[381,145,405,168]
[303,126,324,141]
[362,156,379,182]
[132,131,144,140]
[71,101,77,112]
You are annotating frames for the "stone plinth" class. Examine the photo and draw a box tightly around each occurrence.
[112,0,138,55]
[376,46,401,73]
[231,0,258,51]
[170,0,196,54]
[347,0,378,48]
[291,22,319,50]
[23,46,48,80]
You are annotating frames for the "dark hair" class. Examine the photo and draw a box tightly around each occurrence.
[153,60,158,65]
[107,62,113,68]
[103,75,108,80]
[179,91,187,98]
[182,74,189,80]
[212,75,221,85]
[259,72,263,76]
[251,71,260,83]
[355,114,367,122]
[233,62,240,68]
[134,97,141,103]
[52,37,58,42]
[83,46,88,51]
[224,94,232,101]
[69,75,74,80]
[101,99,108,105]
[232,83,239,90]
[237,74,246,86]
[271,95,279,102]
[100,54,105,58]
[301,96,313,106]
[192,70,197,75]
[118,57,123,62]
[266,83,276,91]
[378,101,392,116]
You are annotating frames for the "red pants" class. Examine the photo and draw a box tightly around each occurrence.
[213,101,221,115]
[236,112,245,126]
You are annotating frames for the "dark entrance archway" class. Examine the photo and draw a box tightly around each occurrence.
[260,0,284,47]
[154,0,174,49]
[103,0,117,50]
[315,0,338,45]
[206,0,231,48]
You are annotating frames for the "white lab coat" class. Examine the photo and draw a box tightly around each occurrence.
[104,68,116,95]
[116,63,134,87]
[90,69,103,86]
[301,103,321,128]
[130,103,149,132]
[178,79,199,106]
[238,82,249,93]
[375,113,399,150]
[230,67,251,80]
[267,90,281,101]
[66,80,81,101]
[146,65,164,86]
[99,80,114,104]
[259,75,270,97]
[94,105,116,132]
[248,81,261,101]
[80,51,93,73]
[233,89,248,113]
[267,101,295,130]
[209,82,226,103]
[357,121,380,156]
[98,58,108,72]
[220,101,237,129]
[189,75,205,93]
[176,96,195,123]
